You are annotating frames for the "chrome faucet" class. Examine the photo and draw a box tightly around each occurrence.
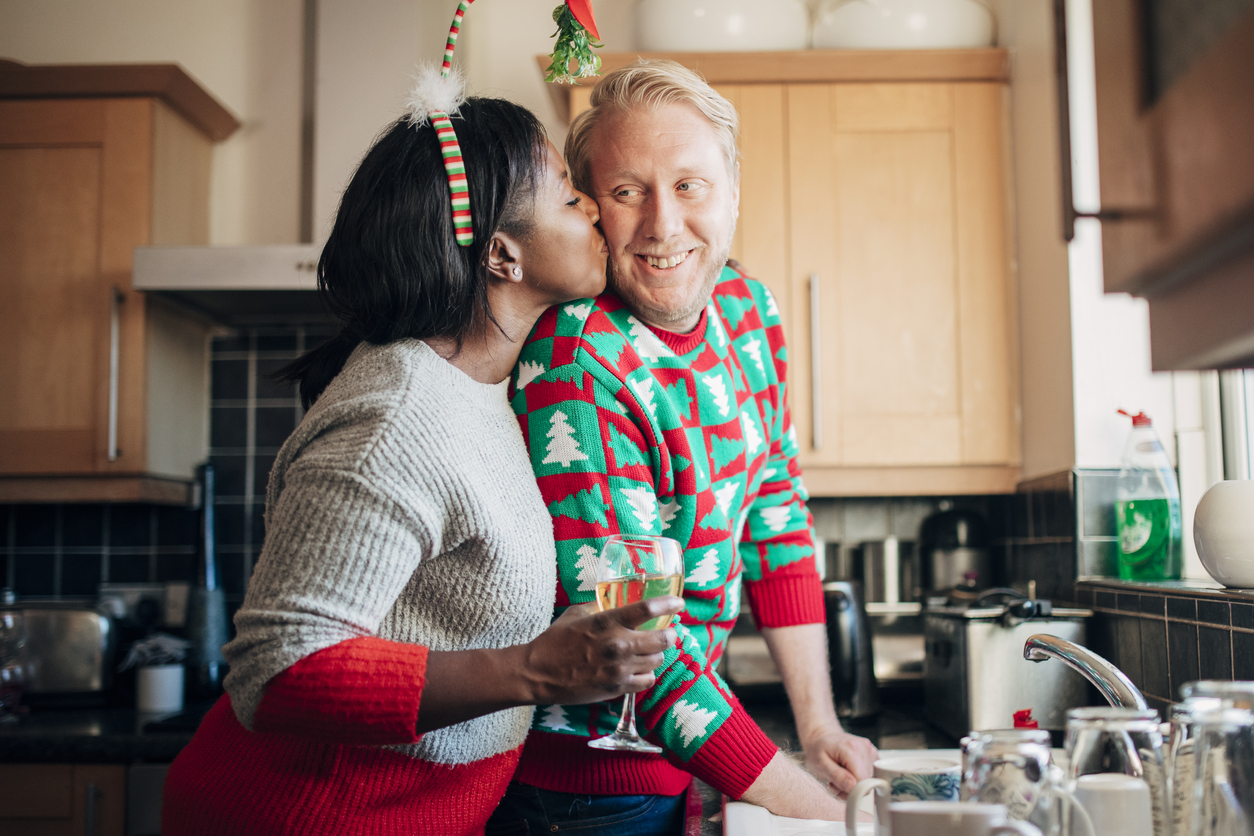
[1023,634,1148,710]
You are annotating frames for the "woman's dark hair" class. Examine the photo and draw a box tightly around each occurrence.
[279,97,548,407]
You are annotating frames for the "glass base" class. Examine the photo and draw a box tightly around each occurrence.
[587,730,662,754]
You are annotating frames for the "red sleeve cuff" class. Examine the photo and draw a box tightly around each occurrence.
[742,573,826,628]
[671,702,778,799]
[254,636,427,745]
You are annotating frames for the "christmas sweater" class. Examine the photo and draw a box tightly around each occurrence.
[163,340,557,835]
[509,264,825,799]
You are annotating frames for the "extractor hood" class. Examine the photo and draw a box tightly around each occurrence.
[132,245,324,322]
[134,0,445,324]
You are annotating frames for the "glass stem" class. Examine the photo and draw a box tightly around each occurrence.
[615,692,640,738]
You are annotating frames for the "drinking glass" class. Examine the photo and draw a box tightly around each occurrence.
[1175,682,1254,836]
[587,534,683,754]
[1065,706,1169,836]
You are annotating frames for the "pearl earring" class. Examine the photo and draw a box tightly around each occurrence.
[511,266,521,278]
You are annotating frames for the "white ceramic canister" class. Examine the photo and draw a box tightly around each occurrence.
[635,0,809,52]
[813,0,995,50]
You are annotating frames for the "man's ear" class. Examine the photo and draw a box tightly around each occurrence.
[485,231,524,284]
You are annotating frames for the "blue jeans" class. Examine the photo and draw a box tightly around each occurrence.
[484,782,686,835]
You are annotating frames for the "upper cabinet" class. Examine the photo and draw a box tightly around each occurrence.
[1088,2,1254,369]
[543,50,1019,496]
[0,62,239,503]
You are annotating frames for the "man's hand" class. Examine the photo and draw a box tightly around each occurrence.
[802,724,878,797]
[520,597,683,706]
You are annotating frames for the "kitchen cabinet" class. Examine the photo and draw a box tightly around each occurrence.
[1085,1,1254,370]
[542,50,1019,496]
[0,763,125,836]
[0,63,239,503]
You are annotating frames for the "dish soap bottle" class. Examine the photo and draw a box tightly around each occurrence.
[1115,410,1183,581]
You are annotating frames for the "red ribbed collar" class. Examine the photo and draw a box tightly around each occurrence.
[642,308,709,355]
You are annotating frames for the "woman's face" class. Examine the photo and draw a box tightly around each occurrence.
[517,140,608,304]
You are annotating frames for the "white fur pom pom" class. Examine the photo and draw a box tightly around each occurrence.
[405,63,467,127]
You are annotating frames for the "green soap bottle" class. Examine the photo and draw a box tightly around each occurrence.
[1115,410,1183,581]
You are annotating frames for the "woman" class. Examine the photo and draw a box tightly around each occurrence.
[162,94,681,836]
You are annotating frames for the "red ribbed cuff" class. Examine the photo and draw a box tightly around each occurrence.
[254,636,427,745]
[515,731,695,796]
[675,703,778,799]
[742,573,826,628]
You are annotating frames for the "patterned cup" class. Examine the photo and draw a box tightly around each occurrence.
[846,756,962,836]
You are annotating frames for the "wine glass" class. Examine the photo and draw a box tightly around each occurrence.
[587,533,684,754]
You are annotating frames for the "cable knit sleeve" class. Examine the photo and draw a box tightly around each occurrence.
[222,458,442,739]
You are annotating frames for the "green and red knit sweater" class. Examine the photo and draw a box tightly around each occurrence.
[509,264,824,799]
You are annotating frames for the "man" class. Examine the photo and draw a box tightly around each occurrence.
[490,60,877,833]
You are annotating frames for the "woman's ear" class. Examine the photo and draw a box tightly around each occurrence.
[485,232,524,284]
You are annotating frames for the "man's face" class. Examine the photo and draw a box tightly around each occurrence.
[586,102,739,332]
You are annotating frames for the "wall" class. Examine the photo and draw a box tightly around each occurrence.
[0,0,304,246]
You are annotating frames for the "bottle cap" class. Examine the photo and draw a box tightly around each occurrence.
[1013,709,1039,729]
[1117,409,1152,427]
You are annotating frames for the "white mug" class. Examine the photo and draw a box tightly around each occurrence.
[890,801,1042,836]
[1071,773,1153,836]
[846,756,962,835]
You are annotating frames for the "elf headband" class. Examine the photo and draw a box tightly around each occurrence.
[405,1,602,248]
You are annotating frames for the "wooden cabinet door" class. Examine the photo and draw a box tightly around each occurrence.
[0,98,152,476]
[787,82,1017,471]
[0,763,126,836]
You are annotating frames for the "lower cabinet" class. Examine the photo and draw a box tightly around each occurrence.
[0,764,126,836]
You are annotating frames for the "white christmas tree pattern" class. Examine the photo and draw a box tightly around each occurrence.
[760,506,790,533]
[659,497,681,531]
[619,485,659,531]
[686,549,721,587]
[564,302,591,320]
[574,543,600,592]
[516,360,546,390]
[714,481,741,518]
[702,373,730,418]
[542,411,589,467]
[627,316,674,362]
[741,337,766,375]
[538,704,574,732]
[741,411,763,456]
[764,288,780,319]
[629,377,658,417]
[707,305,728,348]
[671,699,718,748]
[763,466,777,481]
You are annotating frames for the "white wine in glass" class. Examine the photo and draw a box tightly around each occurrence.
[587,534,684,754]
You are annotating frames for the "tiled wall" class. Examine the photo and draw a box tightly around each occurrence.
[1078,580,1254,712]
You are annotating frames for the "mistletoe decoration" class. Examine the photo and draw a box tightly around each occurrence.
[547,0,602,84]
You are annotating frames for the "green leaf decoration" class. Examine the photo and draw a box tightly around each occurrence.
[546,4,603,84]
[608,423,647,468]
[548,484,611,527]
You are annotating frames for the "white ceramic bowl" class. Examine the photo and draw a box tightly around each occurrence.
[813,0,995,50]
[635,0,810,53]
[1194,480,1254,588]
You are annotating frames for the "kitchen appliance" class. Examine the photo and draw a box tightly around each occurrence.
[919,507,992,592]
[825,581,879,720]
[924,592,1092,740]
[0,601,115,706]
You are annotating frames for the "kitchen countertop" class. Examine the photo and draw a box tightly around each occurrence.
[2,687,950,836]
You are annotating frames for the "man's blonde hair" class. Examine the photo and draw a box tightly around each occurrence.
[564,59,740,193]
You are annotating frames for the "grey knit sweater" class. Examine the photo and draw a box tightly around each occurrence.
[221,339,557,766]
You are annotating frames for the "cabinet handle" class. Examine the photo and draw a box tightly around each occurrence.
[809,273,823,451]
[107,287,124,461]
[84,782,99,836]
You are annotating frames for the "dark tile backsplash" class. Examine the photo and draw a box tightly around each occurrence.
[1,323,334,626]
[1079,580,1254,703]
